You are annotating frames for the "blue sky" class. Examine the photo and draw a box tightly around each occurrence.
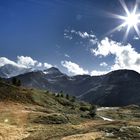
[1,0,140,75]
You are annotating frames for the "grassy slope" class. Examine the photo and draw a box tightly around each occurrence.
[0,81,140,140]
[0,81,97,139]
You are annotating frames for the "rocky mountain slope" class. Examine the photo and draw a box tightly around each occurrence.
[80,70,140,106]
[7,68,140,106]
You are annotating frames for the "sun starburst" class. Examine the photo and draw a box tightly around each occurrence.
[107,0,140,41]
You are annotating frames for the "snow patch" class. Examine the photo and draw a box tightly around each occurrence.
[43,71,48,75]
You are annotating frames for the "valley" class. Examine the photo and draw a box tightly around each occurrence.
[0,102,139,140]
[0,80,139,140]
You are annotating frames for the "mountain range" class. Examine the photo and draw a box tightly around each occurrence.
[1,64,140,106]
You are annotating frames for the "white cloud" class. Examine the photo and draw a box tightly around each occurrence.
[89,39,98,45]
[100,62,108,67]
[61,60,89,75]
[64,29,98,45]
[43,63,52,68]
[77,31,90,39]
[64,35,73,40]
[70,30,97,40]
[64,54,70,58]
[0,56,52,70]
[91,37,140,73]
[0,57,20,67]
[64,29,73,40]
[61,59,110,76]
[17,56,38,68]
[90,70,108,76]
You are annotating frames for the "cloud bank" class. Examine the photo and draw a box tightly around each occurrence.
[61,60,109,76]
[0,56,52,70]
[91,37,140,73]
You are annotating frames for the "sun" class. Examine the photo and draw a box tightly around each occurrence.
[125,13,139,27]
[107,0,140,40]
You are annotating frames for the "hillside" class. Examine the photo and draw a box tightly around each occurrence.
[0,81,96,139]
[0,80,94,118]
[80,70,140,106]
[8,68,140,106]
[0,81,140,139]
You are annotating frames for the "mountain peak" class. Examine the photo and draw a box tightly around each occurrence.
[107,69,140,75]
[105,69,140,81]
[43,67,62,75]
[0,64,30,78]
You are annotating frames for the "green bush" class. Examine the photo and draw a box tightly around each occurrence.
[60,93,64,97]
[45,90,49,94]
[12,77,21,86]
[66,94,69,100]
[56,97,74,107]
[70,96,76,102]
[56,93,60,97]
[88,105,96,118]
[79,106,91,111]
[33,114,68,124]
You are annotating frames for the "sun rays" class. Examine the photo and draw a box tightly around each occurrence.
[107,0,140,41]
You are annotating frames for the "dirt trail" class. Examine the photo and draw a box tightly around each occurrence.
[0,123,29,140]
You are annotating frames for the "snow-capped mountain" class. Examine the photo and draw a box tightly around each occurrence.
[0,57,31,78]
[0,57,53,78]
[0,64,31,78]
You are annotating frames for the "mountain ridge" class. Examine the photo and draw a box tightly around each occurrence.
[4,67,140,107]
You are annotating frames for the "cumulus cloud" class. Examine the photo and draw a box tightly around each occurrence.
[91,37,140,73]
[17,56,38,68]
[100,62,108,67]
[61,60,109,76]
[43,63,52,68]
[61,60,89,75]
[0,56,52,70]
[0,57,21,67]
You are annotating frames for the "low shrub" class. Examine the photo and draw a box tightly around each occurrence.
[79,106,91,111]
[33,113,68,124]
